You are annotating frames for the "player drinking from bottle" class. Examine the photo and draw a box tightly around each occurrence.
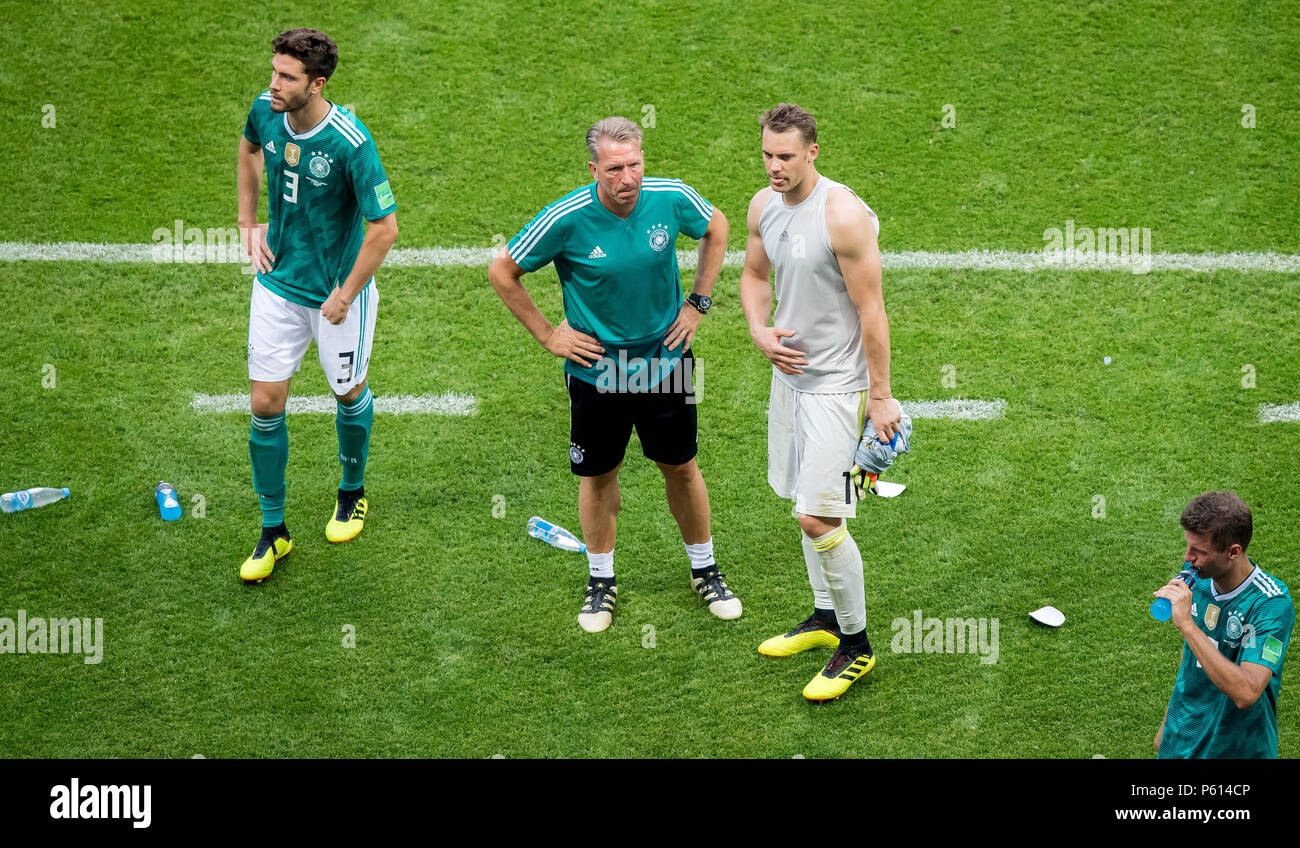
[1154,491,1293,758]
[236,28,398,582]
[489,117,739,632]
[739,103,907,701]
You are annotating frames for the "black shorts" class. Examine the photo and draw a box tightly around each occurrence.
[567,352,698,476]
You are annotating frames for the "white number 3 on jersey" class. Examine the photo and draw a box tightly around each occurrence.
[284,171,299,204]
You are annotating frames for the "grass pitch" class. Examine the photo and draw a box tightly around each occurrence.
[0,0,1297,757]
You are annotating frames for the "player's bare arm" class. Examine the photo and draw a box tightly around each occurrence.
[665,207,728,351]
[739,187,808,375]
[829,187,898,440]
[1154,578,1274,709]
[321,211,398,325]
[488,251,605,367]
[236,137,274,274]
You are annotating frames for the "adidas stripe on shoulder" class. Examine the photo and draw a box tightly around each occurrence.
[510,190,593,264]
[329,110,366,148]
[1252,569,1285,599]
[643,177,713,219]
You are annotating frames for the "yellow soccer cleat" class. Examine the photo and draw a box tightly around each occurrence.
[802,646,876,702]
[758,614,842,657]
[326,494,368,543]
[240,529,293,583]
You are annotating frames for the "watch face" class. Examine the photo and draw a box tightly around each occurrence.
[691,294,711,312]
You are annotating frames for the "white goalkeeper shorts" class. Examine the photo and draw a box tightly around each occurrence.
[767,372,867,519]
[247,277,378,393]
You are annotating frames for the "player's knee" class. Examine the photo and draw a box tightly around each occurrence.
[250,391,286,418]
[334,380,367,404]
[586,466,622,495]
[798,513,841,538]
[656,458,699,482]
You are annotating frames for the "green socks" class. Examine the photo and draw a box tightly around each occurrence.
[249,388,371,527]
[249,412,288,527]
[336,387,373,492]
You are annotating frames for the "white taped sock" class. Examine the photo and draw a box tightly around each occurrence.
[809,524,866,635]
[800,531,835,610]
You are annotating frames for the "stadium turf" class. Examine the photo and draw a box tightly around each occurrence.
[0,0,1296,757]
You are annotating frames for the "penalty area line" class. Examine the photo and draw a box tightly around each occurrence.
[1258,402,1300,424]
[902,399,1006,420]
[3,242,1300,273]
[190,392,478,416]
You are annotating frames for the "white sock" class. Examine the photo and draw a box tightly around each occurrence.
[685,538,715,572]
[809,524,866,635]
[587,549,614,580]
[800,532,835,610]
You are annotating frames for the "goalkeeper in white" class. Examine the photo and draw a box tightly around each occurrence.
[739,102,911,701]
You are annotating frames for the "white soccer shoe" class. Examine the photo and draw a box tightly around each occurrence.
[691,569,742,620]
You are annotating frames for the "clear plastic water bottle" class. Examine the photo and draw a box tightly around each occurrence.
[1,487,70,513]
[1150,563,1198,620]
[155,482,182,521]
[527,516,587,553]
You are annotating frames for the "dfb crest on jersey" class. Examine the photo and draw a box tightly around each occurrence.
[309,152,333,179]
[647,224,670,252]
[569,443,585,464]
[1226,614,1243,640]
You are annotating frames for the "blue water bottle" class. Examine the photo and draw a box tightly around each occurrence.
[155,482,182,521]
[1150,562,1198,621]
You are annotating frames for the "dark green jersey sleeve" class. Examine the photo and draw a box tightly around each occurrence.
[243,92,270,144]
[1241,595,1294,673]
[346,135,396,222]
[508,198,576,272]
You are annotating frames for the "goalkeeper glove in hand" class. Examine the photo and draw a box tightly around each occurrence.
[851,407,913,498]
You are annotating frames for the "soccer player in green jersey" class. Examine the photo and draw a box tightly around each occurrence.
[1154,491,1293,758]
[489,117,738,632]
[236,29,398,582]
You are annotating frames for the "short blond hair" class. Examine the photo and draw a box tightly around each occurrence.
[586,116,642,162]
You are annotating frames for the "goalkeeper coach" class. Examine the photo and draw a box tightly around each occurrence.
[489,117,738,634]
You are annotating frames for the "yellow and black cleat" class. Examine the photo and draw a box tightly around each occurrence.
[240,530,293,583]
[758,615,841,657]
[326,494,368,543]
[802,646,876,702]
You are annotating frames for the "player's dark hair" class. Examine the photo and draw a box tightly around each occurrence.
[1180,491,1252,553]
[272,28,338,82]
[760,103,817,146]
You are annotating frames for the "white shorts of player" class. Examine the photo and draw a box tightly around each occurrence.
[767,372,866,520]
[248,278,378,393]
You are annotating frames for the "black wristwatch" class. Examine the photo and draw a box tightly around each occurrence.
[685,293,712,314]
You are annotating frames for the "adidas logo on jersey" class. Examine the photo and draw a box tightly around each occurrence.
[588,246,607,259]
[265,141,277,154]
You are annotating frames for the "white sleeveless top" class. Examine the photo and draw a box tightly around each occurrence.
[758,174,879,393]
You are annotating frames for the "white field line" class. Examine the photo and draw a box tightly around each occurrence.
[902,399,1006,420]
[1258,402,1300,424]
[191,392,477,416]
[4,242,1300,273]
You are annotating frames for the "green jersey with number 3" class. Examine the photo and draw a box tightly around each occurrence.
[243,92,396,307]
[1160,562,1293,758]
